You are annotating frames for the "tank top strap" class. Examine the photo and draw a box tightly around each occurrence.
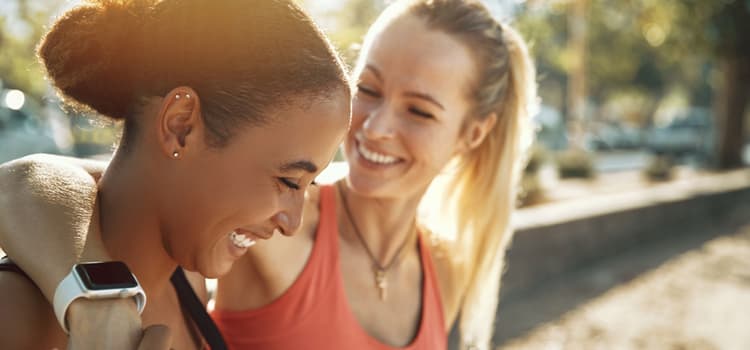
[171,268,227,350]
[416,232,447,337]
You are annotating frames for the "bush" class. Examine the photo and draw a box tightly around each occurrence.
[518,144,550,207]
[556,148,595,179]
[643,155,674,181]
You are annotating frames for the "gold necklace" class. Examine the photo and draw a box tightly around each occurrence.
[337,182,416,301]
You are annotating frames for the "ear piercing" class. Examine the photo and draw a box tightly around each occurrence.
[172,151,180,158]
[175,93,191,100]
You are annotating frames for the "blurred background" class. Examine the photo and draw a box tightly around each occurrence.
[1,0,749,349]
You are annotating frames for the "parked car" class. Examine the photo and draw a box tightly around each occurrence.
[585,123,643,151]
[0,106,62,163]
[645,107,714,157]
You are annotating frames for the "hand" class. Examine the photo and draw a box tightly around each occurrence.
[66,299,171,350]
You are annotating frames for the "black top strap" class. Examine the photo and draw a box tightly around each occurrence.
[170,268,227,350]
[0,256,28,278]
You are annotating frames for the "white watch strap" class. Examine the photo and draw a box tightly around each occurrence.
[53,265,147,334]
[53,270,81,334]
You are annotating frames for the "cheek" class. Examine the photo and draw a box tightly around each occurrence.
[405,125,461,169]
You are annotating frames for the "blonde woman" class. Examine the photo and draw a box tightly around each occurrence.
[0,0,537,349]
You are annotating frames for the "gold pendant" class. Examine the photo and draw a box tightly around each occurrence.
[375,269,388,301]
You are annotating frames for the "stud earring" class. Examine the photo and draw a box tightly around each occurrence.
[175,94,181,100]
[185,93,191,99]
[172,151,180,158]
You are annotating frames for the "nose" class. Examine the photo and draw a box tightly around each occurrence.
[272,191,303,236]
[360,104,395,140]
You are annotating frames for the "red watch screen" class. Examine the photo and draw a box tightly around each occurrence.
[75,262,138,290]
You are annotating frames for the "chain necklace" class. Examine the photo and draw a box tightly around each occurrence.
[337,182,416,301]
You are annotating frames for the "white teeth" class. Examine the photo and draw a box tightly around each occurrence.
[239,238,256,248]
[230,231,256,249]
[358,143,398,164]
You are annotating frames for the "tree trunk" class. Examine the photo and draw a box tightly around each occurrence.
[566,0,587,149]
[715,54,749,169]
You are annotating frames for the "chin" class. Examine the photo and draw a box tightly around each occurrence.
[346,175,396,198]
[194,258,232,279]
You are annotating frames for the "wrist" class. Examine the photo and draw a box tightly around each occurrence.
[53,261,147,333]
[67,298,142,333]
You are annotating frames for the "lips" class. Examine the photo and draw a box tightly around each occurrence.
[235,228,279,241]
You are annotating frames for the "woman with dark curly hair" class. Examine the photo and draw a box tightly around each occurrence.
[0,0,350,349]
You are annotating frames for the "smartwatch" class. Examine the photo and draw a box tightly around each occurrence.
[53,261,146,334]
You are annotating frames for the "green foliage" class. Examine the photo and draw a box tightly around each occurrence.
[556,148,595,179]
[0,0,67,99]
[318,0,384,67]
[519,144,550,207]
[515,0,747,126]
[643,154,674,181]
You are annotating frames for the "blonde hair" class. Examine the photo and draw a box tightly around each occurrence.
[362,1,538,348]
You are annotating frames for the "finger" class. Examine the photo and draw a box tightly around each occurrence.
[137,324,172,350]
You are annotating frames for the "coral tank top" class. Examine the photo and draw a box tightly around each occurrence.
[211,185,446,349]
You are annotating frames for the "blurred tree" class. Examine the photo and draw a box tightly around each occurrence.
[321,0,385,66]
[516,0,748,167]
[710,0,750,169]
[0,0,66,100]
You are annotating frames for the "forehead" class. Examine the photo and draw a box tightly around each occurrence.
[229,92,350,165]
[362,15,477,97]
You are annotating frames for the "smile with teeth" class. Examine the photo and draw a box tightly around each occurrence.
[358,142,400,165]
[230,231,256,248]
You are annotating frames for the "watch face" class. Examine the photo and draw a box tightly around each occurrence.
[75,262,138,290]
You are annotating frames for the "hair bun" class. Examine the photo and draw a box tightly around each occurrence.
[38,0,154,120]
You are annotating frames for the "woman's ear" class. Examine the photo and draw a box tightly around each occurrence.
[457,112,497,153]
[156,87,203,159]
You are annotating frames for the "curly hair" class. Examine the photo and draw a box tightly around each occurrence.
[38,0,350,148]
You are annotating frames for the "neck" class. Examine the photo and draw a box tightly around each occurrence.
[97,151,177,298]
[337,181,426,266]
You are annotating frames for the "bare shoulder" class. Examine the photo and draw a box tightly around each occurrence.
[0,272,66,348]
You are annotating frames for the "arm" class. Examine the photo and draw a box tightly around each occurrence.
[0,154,168,349]
[0,272,66,349]
[0,153,109,301]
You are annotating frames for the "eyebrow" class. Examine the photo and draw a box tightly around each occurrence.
[364,65,445,111]
[403,91,445,111]
[279,160,318,174]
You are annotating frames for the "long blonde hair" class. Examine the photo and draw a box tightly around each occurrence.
[363,1,538,348]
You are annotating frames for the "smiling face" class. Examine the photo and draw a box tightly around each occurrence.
[345,14,480,199]
[161,92,350,278]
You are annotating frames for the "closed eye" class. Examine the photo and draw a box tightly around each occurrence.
[279,178,300,190]
[409,107,435,119]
